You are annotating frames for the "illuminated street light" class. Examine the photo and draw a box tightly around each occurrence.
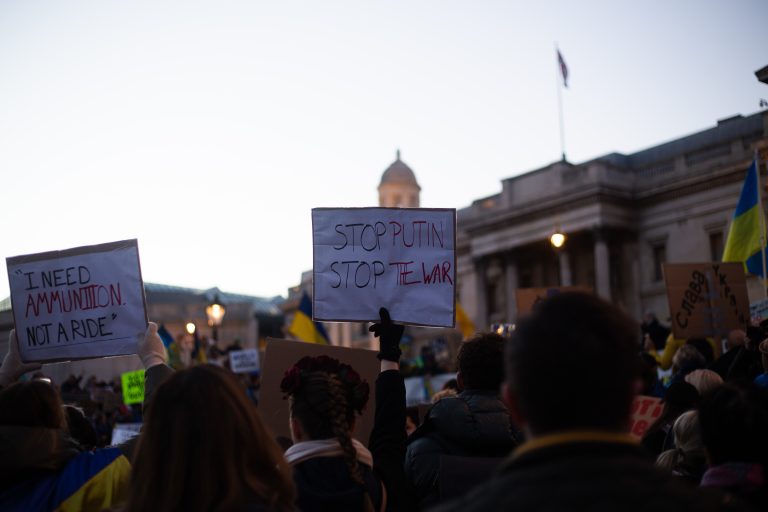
[550,231,566,249]
[206,294,226,342]
[185,322,196,335]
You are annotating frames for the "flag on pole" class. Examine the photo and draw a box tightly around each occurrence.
[723,158,767,278]
[557,49,569,88]
[288,291,330,344]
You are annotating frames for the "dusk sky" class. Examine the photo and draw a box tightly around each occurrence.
[2,0,767,301]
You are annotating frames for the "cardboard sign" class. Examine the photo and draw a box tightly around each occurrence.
[229,348,260,374]
[312,207,456,327]
[515,286,592,318]
[6,239,147,362]
[628,395,663,439]
[663,263,749,339]
[121,369,145,405]
[110,423,142,445]
[259,338,380,447]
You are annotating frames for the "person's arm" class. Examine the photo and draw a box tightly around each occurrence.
[118,322,173,460]
[0,329,42,389]
[368,308,414,511]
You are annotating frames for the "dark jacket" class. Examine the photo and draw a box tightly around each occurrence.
[291,370,407,512]
[431,433,748,512]
[404,390,519,508]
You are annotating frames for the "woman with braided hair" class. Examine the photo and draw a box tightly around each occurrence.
[281,308,411,512]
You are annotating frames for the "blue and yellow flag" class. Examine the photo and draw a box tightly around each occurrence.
[288,292,330,344]
[723,158,767,278]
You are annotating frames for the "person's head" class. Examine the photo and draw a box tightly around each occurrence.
[126,364,294,512]
[684,369,723,396]
[456,333,505,392]
[64,405,97,450]
[726,329,746,351]
[0,380,66,429]
[685,338,714,365]
[638,352,660,395]
[699,384,768,467]
[281,356,370,484]
[672,344,705,374]
[505,292,639,436]
[655,410,703,472]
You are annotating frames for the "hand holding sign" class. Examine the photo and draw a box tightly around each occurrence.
[139,322,167,369]
[369,307,404,362]
[0,330,43,387]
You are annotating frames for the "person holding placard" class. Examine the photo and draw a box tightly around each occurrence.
[0,323,169,512]
[281,308,409,512]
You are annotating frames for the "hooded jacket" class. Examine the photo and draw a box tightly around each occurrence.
[404,389,519,508]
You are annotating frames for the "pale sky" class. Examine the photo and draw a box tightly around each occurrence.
[2,0,767,301]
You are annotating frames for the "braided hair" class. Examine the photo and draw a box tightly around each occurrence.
[281,356,370,485]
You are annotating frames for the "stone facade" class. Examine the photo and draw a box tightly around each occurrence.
[457,111,768,329]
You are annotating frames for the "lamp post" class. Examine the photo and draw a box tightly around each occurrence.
[550,227,571,286]
[206,294,226,343]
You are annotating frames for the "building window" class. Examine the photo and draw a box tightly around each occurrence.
[652,243,666,282]
[709,231,724,262]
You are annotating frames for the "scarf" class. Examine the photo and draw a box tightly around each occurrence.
[284,438,373,467]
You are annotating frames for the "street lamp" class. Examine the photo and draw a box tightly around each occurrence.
[206,294,226,342]
[185,322,196,335]
[550,230,566,249]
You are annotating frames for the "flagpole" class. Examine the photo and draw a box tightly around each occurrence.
[555,44,566,162]
[756,149,768,298]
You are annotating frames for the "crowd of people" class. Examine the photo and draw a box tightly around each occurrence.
[1,292,767,511]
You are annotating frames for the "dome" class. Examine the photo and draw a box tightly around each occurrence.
[379,150,421,189]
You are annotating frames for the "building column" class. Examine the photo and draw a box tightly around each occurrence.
[474,257,488,329]
[594,231,611,300]
[558,251,572,287]
[505,253,519,322]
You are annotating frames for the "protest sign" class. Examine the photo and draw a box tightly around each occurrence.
[111,423,142,445]
[229,348,260,373]
[750,298,768,324]
[121,369,145,405]
[259,338,379,447]
[663,263,749,339]
[312,207,456,327]
[628,395,662,439]
[6,239,147,363]
[515,286,592,318]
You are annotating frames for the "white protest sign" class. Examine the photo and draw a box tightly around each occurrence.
[229,348,260,373]
[110,423,142,445]
[6,239,147,363]
[312,207,456,327]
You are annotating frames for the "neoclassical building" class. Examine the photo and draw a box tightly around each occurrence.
[456,111,768,328]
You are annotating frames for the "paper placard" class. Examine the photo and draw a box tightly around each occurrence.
[6,239,147,363]
[663,262,749,339]
[312,207,456,327]
[515,286,592,319]
[110,423,142,445]
[629,395,662,439]
[121,369,145,405]
[259,338,379,447]
[229,348,260,374]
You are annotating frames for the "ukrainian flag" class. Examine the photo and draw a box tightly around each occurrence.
[456,301,476,340]
[723,158,767,278]
[288,292,330,344]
